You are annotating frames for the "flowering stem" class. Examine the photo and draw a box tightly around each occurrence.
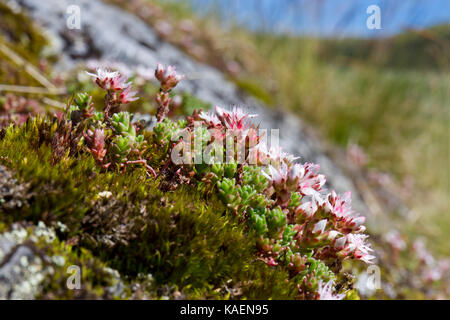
[125,159,157,177]
[104,89,113,122]
[154,64,184,122]
[156,90,171,123]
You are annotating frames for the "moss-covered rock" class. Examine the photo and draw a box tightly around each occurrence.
[0,221,127,299]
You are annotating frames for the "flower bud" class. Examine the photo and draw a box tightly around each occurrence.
[155,63,184,92]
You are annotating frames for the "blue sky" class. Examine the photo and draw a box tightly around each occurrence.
[185,0,450,38]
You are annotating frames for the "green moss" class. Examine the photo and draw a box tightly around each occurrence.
[0,118,298,299]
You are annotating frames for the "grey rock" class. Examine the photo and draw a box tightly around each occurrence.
[0,222,126,299]
[103,267,126,298]
[0,223,51,299]
[0,165,32,212]
[0,245,44,299]
[0,235,15,261]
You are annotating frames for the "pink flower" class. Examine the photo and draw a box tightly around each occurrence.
[317,280,345,300]
[345,234,375,264]
[257,145,299,167]
[423,259,450,282]
[246,127,261,149]
[86,68,120,90]
[295,200,318,223]
[215,106,256,131]
[262,163,289,192]
[117,86,139,104]
[325,191,366,233]
[287,163,304,188]
[267,257,278,267]
[83,128,107,164]
[424,268,443,282]
[298,163,326,196]
[347,143,368,167]
[155,63,184,91]
[359,252,376,264]
[263,160,328,209]
[109,74,131,91]
[199,111,221,127]
[263,159,325,198]
[326,191,352,217]
[86,68,132,91]
[333,235,347,249]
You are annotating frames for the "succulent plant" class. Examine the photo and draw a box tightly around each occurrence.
[47,66,373,299]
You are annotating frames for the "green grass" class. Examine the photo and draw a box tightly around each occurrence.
[316,24,450,71]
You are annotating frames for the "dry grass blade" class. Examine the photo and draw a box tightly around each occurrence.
[0,84,66,95]
[0,42,57,90]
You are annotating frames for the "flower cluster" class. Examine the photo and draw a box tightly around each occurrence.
[86,68,130,91]
[155,103,374,299]
[67,68,153,175]
[154,64,184,122]
[86,68,138,119]
[155,63,184,92]
[83,128,107,165]
[63,66,373,299]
